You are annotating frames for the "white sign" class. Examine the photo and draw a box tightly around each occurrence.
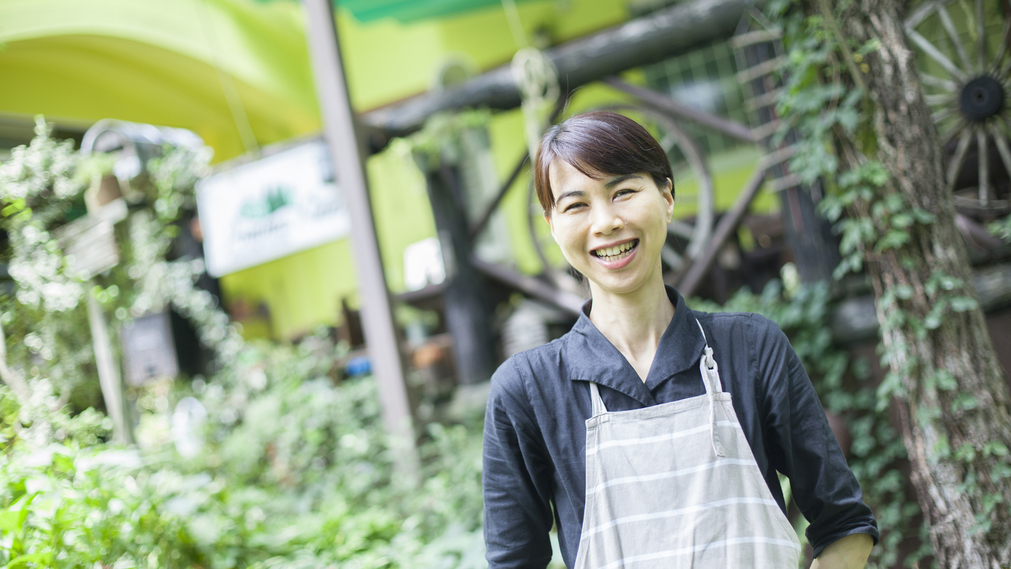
[196,140,350,276]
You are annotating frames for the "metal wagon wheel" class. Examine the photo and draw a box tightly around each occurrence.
[905,0,1011,217]
[526,104,715,290]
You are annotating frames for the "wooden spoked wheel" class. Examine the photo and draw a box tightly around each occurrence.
[906,0,1011,217]
[526,104,715,289]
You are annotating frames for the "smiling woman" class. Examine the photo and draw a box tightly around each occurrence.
[535,112,675,304]
[482,111,878,569]
[546,161,672,302]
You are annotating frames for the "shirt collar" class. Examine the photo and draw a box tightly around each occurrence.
[564,286,706,405]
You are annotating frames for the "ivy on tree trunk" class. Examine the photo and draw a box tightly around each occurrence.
[820,0,1011,565]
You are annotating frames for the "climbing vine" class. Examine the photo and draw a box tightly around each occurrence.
[764,0,1011,564]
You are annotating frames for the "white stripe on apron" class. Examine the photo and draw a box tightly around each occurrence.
[573,319,801,569]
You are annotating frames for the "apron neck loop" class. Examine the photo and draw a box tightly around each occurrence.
[695,319,722,393]
[695,319,726,458]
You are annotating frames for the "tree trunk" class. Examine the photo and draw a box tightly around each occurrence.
[829,1,1011,565]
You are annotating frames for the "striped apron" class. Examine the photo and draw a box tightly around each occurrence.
[573,320,802,569]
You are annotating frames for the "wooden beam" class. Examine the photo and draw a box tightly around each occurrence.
[424,163,497,385]
[677,162,767,297]
[603,77,757,142]
[472,257,586,316]
[830,261,1011,344]
[363,0,751,140]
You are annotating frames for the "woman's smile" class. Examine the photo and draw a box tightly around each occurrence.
[590,238,639,267]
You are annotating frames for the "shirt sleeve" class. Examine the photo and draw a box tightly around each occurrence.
[482,357,556,569]
[750,315,880,558]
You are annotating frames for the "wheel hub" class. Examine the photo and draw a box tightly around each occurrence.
[959,76,1005,122]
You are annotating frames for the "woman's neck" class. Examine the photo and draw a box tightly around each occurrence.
[588,277,675,381]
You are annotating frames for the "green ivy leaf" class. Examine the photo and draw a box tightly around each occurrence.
[911,208,937,225]
[891,213,913,228]
[874,228,910,252]
[949,296,978,312]
[932,369,957,391]
[983,441,1009,457]
[923,313,942,330]
[2,198,27,217]
[954,442,977,462]
[951,392,979,413]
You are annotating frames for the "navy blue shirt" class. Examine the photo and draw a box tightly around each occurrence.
[483,287,878,569]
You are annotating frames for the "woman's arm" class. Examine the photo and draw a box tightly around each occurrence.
[483,361,556,569]
[810,533,874,569]
[749,316,879,556]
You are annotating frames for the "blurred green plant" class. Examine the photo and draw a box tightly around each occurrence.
[1,332,485,569]
[989,214,1011,244]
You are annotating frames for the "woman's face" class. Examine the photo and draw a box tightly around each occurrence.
[545,158,673,298]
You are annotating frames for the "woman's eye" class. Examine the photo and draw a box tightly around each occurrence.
[615,188,637,198]
[563,202,586,212]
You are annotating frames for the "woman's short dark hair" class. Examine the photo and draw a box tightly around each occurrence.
[534,111,674,214]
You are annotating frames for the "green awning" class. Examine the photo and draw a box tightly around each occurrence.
[254,0,536,24]
[0,0,318,161]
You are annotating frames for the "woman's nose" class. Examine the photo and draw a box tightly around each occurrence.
[590,204,624,235]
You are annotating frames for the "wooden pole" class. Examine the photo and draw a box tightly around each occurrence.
[677,163,767,297]
[0,319,31,405]
[423,163,496,385]
[86,288,134,445]
[302,0,419,480]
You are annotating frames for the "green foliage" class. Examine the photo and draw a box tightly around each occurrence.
[0,334,486,569]
[989,214,1011,243]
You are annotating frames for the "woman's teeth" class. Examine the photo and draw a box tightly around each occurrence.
[593,240,637,261]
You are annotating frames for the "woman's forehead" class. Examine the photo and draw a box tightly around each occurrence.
[549,159,604,191]
[549,159,643,195]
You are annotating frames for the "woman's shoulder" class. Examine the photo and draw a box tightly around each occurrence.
[489,331,578,402]
[689,308,793,363]
[692,308,784,337]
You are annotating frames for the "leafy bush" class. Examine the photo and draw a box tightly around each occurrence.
[1,333,485,569]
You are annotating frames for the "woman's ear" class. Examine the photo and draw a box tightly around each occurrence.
[664,178,675,219]
[544,212,556,240]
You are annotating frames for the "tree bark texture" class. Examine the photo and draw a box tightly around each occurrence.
[829,1,1011,566]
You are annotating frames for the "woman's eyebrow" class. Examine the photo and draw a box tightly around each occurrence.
[555,189,585,203]
[604,174,642,188]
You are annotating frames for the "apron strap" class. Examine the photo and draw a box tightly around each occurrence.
[696,319,726,458]
[694,319,723,394]
[588,382,608,417]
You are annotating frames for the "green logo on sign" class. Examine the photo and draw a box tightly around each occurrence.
[239,186,293,218]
